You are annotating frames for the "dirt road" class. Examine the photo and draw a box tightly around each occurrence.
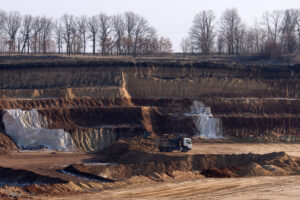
[0,152,95,183]
[49,176,300,200]
[189,143,300,157]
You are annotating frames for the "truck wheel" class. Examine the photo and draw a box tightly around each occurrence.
[182,147,189,152]
[159,147,163,152]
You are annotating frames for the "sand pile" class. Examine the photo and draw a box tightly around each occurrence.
[99,138,157,161]
[237,162,273,176]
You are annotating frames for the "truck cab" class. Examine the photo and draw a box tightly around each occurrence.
[181,137,192,151]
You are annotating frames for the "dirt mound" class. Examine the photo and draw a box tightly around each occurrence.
[99,138,157,161]
[99,139,131,160]
[66,145,299,181]
[64,157,191,181]
[262,164,287,175]
[237,162,273,176]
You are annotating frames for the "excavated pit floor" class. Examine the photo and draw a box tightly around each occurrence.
[1,143,300,199]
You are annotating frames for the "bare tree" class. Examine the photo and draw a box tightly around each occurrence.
[0,10,7,36]
[0,11,7,53]
[6,11,21,53]
[217,34,226,54]
[190,10,216,54]
[261,11,284,58]
[61,14,74,55]
[40,17,53,53]
[20,15,33,53]
[0,10,169,55]
[297,9,300,51]
[262,10,283,43]
[234,23,247,54]
[241,23,267,55]
[144,37,159,54]
[138,27,156,55]
[112,14,125,54]
[31,16,42,53]
[244,28,255,54]
[124,12,137,54]
[281,9,298,53]
[181,38,189,55]
[76,16,88,54]
[54,21,63,54]
[158,37,172,54]
[132,15,152,56]
[16,33,23,53]
[87,15,99,54]
[70,22,82,54]
[220,8,242,54]
[98,13,112,54]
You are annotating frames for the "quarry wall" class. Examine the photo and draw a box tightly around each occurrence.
[1,60,300,151]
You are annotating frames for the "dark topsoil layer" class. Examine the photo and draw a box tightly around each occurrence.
[0,54,299,73]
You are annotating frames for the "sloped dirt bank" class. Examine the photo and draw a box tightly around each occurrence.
[0,111,18,154]
[64,151,300,181]
[0,131,17,155]
[63,140,300,182]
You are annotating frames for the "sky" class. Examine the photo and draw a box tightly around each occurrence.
[1,0,300,52]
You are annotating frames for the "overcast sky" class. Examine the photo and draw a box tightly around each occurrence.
[1,0,299,51]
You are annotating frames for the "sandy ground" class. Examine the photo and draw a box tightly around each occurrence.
[189,143,300,157]
[49,176,300,200]
[6,143,295,200]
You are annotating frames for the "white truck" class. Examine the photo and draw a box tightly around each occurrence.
[156,135,192,152]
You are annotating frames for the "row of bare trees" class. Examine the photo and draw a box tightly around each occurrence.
[183,8,300,58]
[0,11,173,55]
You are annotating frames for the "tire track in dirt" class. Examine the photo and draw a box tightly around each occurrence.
[51,176,300,200]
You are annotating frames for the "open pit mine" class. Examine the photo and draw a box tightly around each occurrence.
[1,56,300,199]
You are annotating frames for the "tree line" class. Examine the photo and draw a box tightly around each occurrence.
[1,8,300,58]
[0,11,173,55]
[182,8,300,58]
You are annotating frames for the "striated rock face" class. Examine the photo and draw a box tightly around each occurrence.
[1,61,300,99]
[1,59,300,151]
